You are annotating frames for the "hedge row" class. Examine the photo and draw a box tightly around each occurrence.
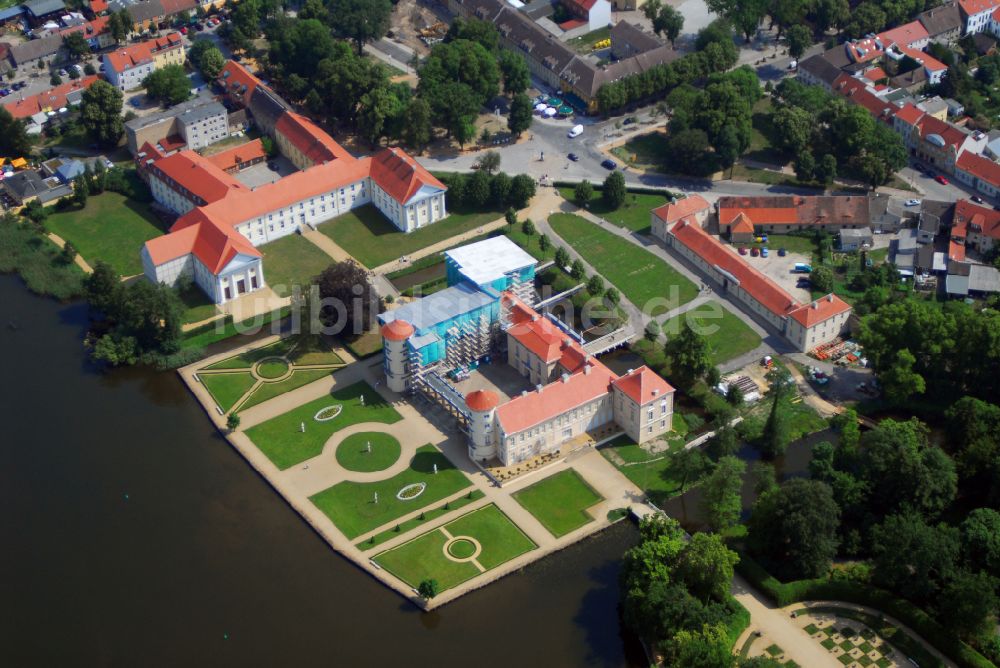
[550,180,679,199]
[724,596,751,648]
[736,554,995,668]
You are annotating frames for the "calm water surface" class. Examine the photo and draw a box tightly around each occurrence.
[0,275,644,668]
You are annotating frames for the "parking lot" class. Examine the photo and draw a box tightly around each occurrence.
[738,245,813,302]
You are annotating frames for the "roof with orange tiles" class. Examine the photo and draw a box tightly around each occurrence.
[104,32,181,73]
[206,138,267,172]
[957,151,1000,188]
[718,196,798,227]
[954,199,1000,239]
[896,44,948,72]
[846,37,885,63]
[949,239,967,261]
[611,366,674,405]
[160,0,196,14]
[788,294,852,327]
[878,20,929,48]
[728,211,755,234]
[670,219,799,318]
[145,215,261,272]
[90,0,107,12]
[651,194,710,225]
[220,61,262,100]
[59,15,110,39]
[895,103,925,126]
[465,389,499,411]
[369,148,447,205]
[381,319,414,341]
[959,0,997,16]
[2,75,100,119]
[916,112,969,149]
[157,134,186,153]
[137,140,166,161]
[508,310,572,363]
[274,111,352,165]
[495,360,618,434]
[863,66,888,81]
[832,74,900,122]
[149,150,247,207]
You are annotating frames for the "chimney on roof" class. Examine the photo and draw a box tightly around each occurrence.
[536,384,543,393]
[828,294,834,302]
[626,368,634,375]
[561,373,570,383]
[521,390,528,397]
[812,301,819,309]
[652,388,659,396]
[584,363,592,375]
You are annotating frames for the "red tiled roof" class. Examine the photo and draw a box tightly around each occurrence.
[788,294,852,327]
[719,196,798,227]
[728,211,754,234]
[565,0,598,12]
[220,60,261,100]
[916,113,968,149]
[954,199,1000,239]
[957,151,1000,188]
[495,361,618,434]
[832,74,899,122]
[959,0,997,16]
[145,216,261,273]
[275,111,352,165]
[508,310,570,363]
[59,15,110,39]
[160,0,196,14]
[949,239,966,261]
[206,138,267,172]
[381,319,414,341]
[611,366,674,405]
[863,66,888,81]
[878,20,929,48]
[465,389,499,411]
[157,134,185,152]
[150,150,247,207]
[369,148,446,205]
[104,32,181,73]
[896,103,925,126]
[90,0,108,12]
[670,219,799,318]
[846,37,885,63]
[897,44,948,72]
[652,194,710,225]
[2,75,100,119]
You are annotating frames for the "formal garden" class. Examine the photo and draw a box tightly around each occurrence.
[196,336,346,417]
[372,504,536,591]
[548,213,698,314]
[310,444,472,540]
[244,379,399,470]
[512,469,603,538]
[790,606,938,668]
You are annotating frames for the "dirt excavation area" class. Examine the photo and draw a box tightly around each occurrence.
[388,0,451,57]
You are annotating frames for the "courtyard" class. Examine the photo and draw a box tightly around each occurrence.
[449,361,534,403]
[232,155,298,188]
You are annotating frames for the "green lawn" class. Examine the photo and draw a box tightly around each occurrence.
[310,444,472,539]
[257,359,289,378]
[373,504,536,590]
[178,285,219,325]
[238,369,336,411]
[557,188,669,234]
[358,490,486,548]
[206,340,295,369]
[747,97,792,166]
[180,307,290,351]
[504,227,557,261]
[566,25,612,53]
[599,433,704,505]
[753,234,818,255]
[318,204,504,268]
[260,234,334,297]
[200,371,257,412]
[548,213,698,313]
[614,132,670,171]
[244,381,401,469]
[44,192,165,276]
[335,432,402,473]
[287,335,344,366]
[343,327,383,359]
[660,300,762,364]
[512,469,602,537]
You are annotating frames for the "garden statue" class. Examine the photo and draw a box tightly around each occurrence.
[373,492,379,504]
[433,463,438,475]
[300,422,305,433]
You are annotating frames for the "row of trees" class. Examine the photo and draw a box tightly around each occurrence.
[771,78,907,188]
[595,19,740,115]
[436,170,536,213]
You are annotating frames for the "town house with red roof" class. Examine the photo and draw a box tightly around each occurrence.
[102,32,183,91]
[141,60,447,304]
[892,102,988,174]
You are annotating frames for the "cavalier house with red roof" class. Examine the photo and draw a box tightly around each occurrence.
[379,235,675,466]
[140,61,447,304]
[652,199,852,353]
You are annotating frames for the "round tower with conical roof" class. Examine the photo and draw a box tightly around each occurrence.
[465,389,499,461]
[381,319,414,393]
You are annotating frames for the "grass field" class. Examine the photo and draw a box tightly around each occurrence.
[373,504,536,590]
[206,340,295,369]
[260,234,334,297]
[359,490,486,549]
[238,369,332,411]
[599,435,702,505]
[335,432,402,473]
[660,300,762,365]
[566,26,612,53]
[200,372,257,412]
[178,285,219,325]
[310,444,471,539]
[44,193,164,276]
[548,213,698,313]
[343,327,383,358]
[180,307,290,351]
[513,469,603,537]
[244,381,401,469]
[0,218,86,300]
[557,188,669,234]
[318,204,503,268]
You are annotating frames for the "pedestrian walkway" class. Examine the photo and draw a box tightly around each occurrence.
[301,229,352,263]
[46,232,93,274]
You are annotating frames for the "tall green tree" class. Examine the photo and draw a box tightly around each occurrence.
[80,80,124,147]
[0,107,33,157]
[870,512,959,602]
[574,180,593,206]
[939,571,999,640]
[508,92,533,138]
[673,447,709,493]
[143,65,191,106]
[677,533,739,600]
[700,455,746,533]
[748,478,840,579]
[665,321,712,388]
[402,97,433,151]
[63,32,91,60]
[960,508,1000,578]
[666,623,733,668]
[498,50,530,95]
[784,24,812,60]
[602,170,626,209]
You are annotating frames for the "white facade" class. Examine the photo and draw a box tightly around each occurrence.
[586,0,612,31]
[141,245,265,304]
[498,392,614,465]
[370,183,447,233]
[179,111,229,150]
[103,57,155,91]
[383,336,408,393]
[784,307,852,352]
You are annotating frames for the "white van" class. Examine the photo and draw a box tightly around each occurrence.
[567,124,583,138]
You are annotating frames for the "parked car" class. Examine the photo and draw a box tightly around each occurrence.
[567,124,583,138]
[568,153,579,161]
[778,248,786,256]
[601,159,616,170]
[935,175,949,185]
[972,195,985,204]
[623,117,635,125]
[11,81,25,90]
[761,247,769,258]
[58,69,68,77]
[905,198,921,206]
[750,247,760,257]
[738,246,748,255]
[180,26,187,34]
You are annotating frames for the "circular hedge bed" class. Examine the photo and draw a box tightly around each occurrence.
[446,538,478,560]
[256,359,290,380]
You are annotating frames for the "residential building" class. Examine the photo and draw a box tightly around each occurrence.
[797,52,843,91]
[9,34,65,68]
[955,151,1000,198]
[839,228,873,251]
[102,32,183,91]
[715,195,872,237]
[918,3,963,42]
[959,0,997,34]
[141,61,448,304]
[648,194,710,240]
[954,198,1000,254]
[609,21,659,59]
[562,0,611,32]
[2,169,73,205]
[124,97,229,155]
[657,216,852,352]
[893,103,988,173]
[2,76,99,132]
